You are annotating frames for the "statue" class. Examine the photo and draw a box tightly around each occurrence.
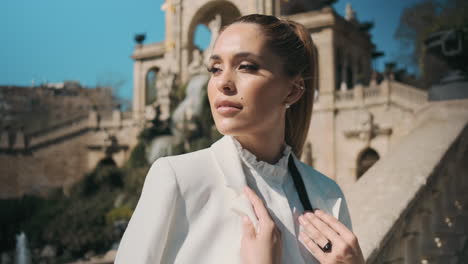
[156,67,176,121]
[204,14,222,64]
[345,3,357,22]
[188,48,204,77]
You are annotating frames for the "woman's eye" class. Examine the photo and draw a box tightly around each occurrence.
[239,64,259,72]
[207,66,221,74]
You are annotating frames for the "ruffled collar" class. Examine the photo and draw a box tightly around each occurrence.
[232,136,292,185]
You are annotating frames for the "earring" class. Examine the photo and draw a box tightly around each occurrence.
[299,86,305,90]
[285,103,290,109]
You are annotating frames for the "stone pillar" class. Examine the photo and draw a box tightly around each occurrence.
[14,130,26,150]
[340,58,348,91]
[112,106,122,128]
[133,58,144,121]
[381,79,391,107]
[354,83,364,104]
[311,28,336,179]
[0,129,8,149]
[404,232,420,264]
[88,108,100,128]
[418,208,433,261]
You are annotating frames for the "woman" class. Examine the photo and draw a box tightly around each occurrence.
[116,14,364,264]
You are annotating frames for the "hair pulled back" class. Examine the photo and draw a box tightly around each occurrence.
[227,14,317,157]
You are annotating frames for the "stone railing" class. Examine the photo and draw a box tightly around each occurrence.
[389,81,428,110]
[346,100,468,263]
[28,115,88,138]
[363,86,381,99]
[331,80,428,111]
[335,89,355,102]
[0,110,133,152]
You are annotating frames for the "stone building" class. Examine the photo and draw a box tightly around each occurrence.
[0,84,139,198]
[130,0,468,262]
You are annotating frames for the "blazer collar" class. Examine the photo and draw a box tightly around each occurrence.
[210,136,261,228]
[210,136,339,222]
[210,135,247,193]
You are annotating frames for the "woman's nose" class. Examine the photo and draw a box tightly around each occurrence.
[216,70,236,94]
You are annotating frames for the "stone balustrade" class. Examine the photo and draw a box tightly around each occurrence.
[346,100,468,263]
[390,81,428,110]
[0,109,133,153]
[332,80,428,111]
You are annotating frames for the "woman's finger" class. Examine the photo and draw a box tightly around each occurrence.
[243,186,271,222]
[299,231,326,261]
[298,215,329,248]
[313,210,355,243]
[304,212,343,244]
[242,215,256,240]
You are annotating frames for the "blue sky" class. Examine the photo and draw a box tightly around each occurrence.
[1,0,423,100]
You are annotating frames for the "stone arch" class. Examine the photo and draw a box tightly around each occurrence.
[145,67,160,105]
[356,147,379,179]
[186,1,242,63]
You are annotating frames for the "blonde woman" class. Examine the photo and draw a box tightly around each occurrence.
[116,14,364,264]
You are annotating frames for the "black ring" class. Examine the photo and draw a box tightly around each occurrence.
[321,241,332,253]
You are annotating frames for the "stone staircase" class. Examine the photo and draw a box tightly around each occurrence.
[347,99,468,263]
[0,109,130,153]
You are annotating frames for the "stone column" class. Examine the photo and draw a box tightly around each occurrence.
[112,106,122,128]
[88,108,100,128]
[0,129,8,149]
[132,58,144,121]
[340,57,348,91]
[418,208,433,262]
[404,232,420,264]
[13,129,25,150]
[354,83,364,104]
[309,28,336,179]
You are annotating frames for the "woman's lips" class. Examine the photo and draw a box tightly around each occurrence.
[215,100,243,116]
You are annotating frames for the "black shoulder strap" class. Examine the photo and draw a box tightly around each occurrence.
[288,155,314,212]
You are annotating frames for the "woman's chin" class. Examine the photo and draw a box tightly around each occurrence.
[214,120,248,136]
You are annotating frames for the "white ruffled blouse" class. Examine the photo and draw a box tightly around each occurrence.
[232,137,318,264]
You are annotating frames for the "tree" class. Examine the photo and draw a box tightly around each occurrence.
[394,0,468,88]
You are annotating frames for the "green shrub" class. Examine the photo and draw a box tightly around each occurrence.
[105,206,133,225]
[126,142,148,169]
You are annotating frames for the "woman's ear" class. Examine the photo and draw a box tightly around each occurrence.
[284,76,305,106]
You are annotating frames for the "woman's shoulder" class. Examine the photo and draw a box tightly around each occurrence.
[148,147,219,188]
[151,147,212,174]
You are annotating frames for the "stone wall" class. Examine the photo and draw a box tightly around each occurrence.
[0,131,92,198]
[346,99,468,263]
[0,111,138,199]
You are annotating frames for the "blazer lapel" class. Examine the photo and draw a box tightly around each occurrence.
[210,136,259,229]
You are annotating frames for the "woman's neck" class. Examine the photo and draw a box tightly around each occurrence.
[234,130,285,164]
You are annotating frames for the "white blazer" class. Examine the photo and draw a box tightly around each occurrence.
[115,136,351,264]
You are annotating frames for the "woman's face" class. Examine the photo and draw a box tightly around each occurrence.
[207,23,293,137]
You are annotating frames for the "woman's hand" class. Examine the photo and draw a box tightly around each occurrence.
[241,186,282,264]
[298,210,365,264]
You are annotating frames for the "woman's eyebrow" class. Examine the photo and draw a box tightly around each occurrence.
[209,52,263,62]
[233,52,262,61]
[209,54,221,61]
